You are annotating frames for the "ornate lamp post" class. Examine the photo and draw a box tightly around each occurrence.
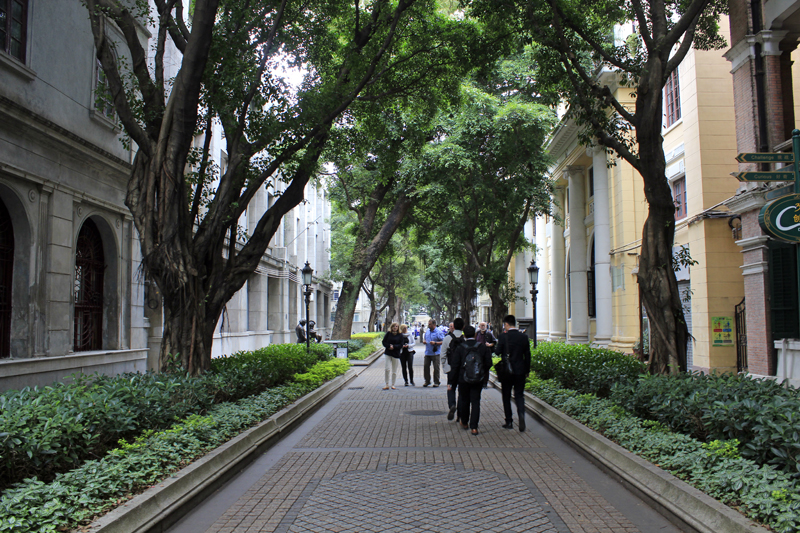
[301,261,314,353]
[527,258,539,349]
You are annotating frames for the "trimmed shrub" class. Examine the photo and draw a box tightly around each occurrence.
[0,342,331,491]
[348,336,383,360]
[0,358,350,533]
[529,341,645,397]
[610,371,800,476]
[526,375,800,533]
[293,359,351,387]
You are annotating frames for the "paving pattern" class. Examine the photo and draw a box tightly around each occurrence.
[190,343,682,533]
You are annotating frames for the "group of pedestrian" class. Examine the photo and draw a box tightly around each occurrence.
[381,322,416,389]
[381,314,531,436]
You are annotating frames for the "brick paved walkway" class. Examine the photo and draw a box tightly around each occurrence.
[169,343,682,533]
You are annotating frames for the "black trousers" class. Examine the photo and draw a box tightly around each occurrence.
[501,374,527,424]
[457,383,484,429]
[423,355,440,385]
[446,373,458,409]
[400,351,414,383]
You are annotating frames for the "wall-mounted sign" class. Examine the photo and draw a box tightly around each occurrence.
[711,316,734,347]
[759,193,800,243]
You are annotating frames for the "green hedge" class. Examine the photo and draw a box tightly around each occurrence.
[0,358,350,533]
[0,343,331,492]
[610,372,800,476]
[348,336,383,360]
[529,341,645,397]
[527,375,800,533]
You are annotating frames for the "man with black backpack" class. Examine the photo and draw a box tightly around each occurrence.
[450,324,492,435]
[441,318,465,420]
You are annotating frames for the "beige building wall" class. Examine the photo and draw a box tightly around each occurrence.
[532,22,748,371]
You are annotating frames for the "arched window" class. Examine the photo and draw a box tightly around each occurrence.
[0,198,13,358]
[74,219,104,351]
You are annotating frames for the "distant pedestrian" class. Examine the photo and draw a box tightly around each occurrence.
[494,315,532,432]
[422,318,445,387]
[451,325,492,435]
[382,322,404,390]
[441,318,465,421]
[399,324,416,386]
[476,322,496,348]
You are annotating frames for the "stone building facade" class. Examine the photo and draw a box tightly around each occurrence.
[723,0,800,385]
[512,21,757,373]
[0,1,331,391]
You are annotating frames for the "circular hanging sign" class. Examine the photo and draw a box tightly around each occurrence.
[759,193,800,243]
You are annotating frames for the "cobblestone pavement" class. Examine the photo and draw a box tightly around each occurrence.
[172,342,682,533]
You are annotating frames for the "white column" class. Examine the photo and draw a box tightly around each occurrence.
[592,147,613,347]
[549,188,567,340]
[535,215,550,338]
[567,166,589,344]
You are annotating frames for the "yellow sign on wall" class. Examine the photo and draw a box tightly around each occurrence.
[711,317,734,347]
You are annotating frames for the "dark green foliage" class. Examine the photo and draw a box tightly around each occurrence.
[0,357,349,532]
[209,343,332,401]
[529,341,646,397]
[610,372,800,476]
[527,376,800,533]
[0,343,332,491]
[346,339,366,353]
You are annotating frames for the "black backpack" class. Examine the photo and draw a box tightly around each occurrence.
[445,332,465,360]
[461,343,485,384]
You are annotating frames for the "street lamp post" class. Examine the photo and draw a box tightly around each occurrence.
[301,261,314,353]
[527,259,539,349]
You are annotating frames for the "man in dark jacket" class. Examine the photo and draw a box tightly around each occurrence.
[450,325,492,435]
[494,314,531,432]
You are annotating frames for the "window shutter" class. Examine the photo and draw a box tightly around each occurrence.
[769,241,800,339]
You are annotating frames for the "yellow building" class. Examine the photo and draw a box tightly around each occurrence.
[513,22,749,372]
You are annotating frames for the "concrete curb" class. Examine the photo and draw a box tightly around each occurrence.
[350,347,384,366]
[87,368,360,533]
[488,377,769,533]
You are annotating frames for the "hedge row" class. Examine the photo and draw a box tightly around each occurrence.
[0,343,332,491]
[0,358,350,533]
[529,341,800,476]
[529,341,645,397]
[347,335,383,360]
[526,376,800,533]
[610,371,800,476]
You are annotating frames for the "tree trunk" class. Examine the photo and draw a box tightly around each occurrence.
[488,285,508,334]
[635,93,688,374]
[161,300,216,374]
[331,193,413,338]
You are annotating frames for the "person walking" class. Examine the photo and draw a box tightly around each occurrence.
[382,322,404,390]
[494,315,532,431]
[441,318,465,420]
[451,325,492,435]
[422,318,445,387]
[475,322,496,348]
[399,324,416,386]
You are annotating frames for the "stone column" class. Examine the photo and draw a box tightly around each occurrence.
[592,147,613,347]
[567,166,589,344]
[549,188,567,340]
[535,215,550,338]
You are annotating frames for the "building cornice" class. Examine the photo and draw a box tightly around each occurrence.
[724,189,768,214]
[0,95,132,172]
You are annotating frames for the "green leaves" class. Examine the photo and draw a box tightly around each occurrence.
[0,348,349,533]
[527,376,800,532]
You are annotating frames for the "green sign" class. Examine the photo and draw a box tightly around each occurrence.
[731,171,794,182]
[735,152,794,163]
[759,193,800,243]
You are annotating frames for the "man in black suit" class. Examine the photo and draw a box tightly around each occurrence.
[494,314,531,432]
